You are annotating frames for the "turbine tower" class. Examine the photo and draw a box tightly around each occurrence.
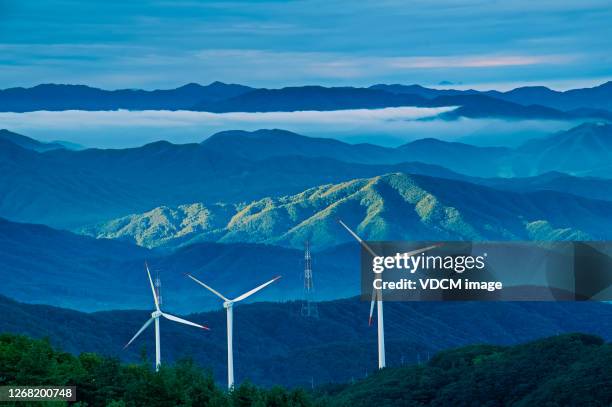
[186,274,281,389]
[124,262,210,372]
[301,240,318,318]
[337,219,439,369]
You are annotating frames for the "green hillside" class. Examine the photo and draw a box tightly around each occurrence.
[82,173,610,250]
[1,333,610,406]
[319,333,612,406]
[0,333,310,407]
[1,294,611,388]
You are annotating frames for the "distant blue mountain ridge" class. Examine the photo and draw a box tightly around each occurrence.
[1,122,612,313]
[372,81,612,111]
[0,81,611,120]
[0,216,357,312]
[0,82,252,112]
[3,169,612,309]
[1,123,612,230]
[203,125,612,177]
[0,129,67,152]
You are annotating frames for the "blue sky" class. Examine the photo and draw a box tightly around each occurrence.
[0,0,610,89]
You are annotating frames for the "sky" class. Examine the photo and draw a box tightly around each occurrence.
[0,0,611,90]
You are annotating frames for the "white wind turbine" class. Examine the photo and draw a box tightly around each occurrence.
[186,273,281,389]
[124,262,210,372]
[337,219,439,369]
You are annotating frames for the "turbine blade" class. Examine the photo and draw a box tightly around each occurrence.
[338,219,380,325]
[123,317,154,349]
[402,244,443,258]
[145,262,160,311]
[162,312,210,330]
[337,219,379,258]
[338,219,443,326]
[232,276,281,302]
[186,274,229,302]
[369,291,376,326]
[338,219,442,259]
[366,247,440,325]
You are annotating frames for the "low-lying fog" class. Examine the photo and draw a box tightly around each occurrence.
[0,106,581,149]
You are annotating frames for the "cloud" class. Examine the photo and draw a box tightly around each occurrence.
[0,107,578,149]
[175,49,582,83]
[386,55,574,69]
[0,106,453,131]
[0,0,610,88]
[0,43,594,91]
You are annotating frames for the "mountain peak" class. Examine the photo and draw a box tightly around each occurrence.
[564,121,611,134]
[207,81,230,87]
[201,128,355,161]
[205,128,301,142]
[31,83,94,90]
[0,128,20,136]
[595,81,612,89]
[177,82,204,90]
[517,122,612,175]
[139,140,176,151]
[0,129,65,152]
[83,170,611,251]
[510,85,553,91]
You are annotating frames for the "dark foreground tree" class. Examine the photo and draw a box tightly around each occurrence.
[1,333,610,406]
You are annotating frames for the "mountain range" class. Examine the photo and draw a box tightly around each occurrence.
[0,217,359,312]
[1,81,611,120]
[3,122,612,312]
[2,123,612,230]
[2,78,612,399]
[0,131,464,228]
[1,294,610,387]
[81,172,610,250]
[196,85,428,113]
[0,82,253,112]
[5,165,612,310]
[202,124,612,178]
[517,122,612,176]
[373,81,612,111]
[196,86,570,121]
[0,129,68,152]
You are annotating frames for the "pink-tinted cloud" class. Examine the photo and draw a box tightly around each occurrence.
[387,54,575,69]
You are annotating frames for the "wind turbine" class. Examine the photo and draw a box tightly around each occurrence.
[337,219,439,369]
[186,273,281,389]
[124,262,210,372]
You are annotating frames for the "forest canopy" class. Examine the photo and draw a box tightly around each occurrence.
[0,333,610,406]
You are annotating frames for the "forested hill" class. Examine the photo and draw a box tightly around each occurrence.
[316,333,612,406]
[1,294,611,388]
[1,333,610,406]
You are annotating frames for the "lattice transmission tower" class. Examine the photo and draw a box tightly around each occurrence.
[301,240,318,318]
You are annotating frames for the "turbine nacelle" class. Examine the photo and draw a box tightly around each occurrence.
[151,310,162,319]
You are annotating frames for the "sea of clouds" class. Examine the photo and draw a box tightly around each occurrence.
[0,106,579,148]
